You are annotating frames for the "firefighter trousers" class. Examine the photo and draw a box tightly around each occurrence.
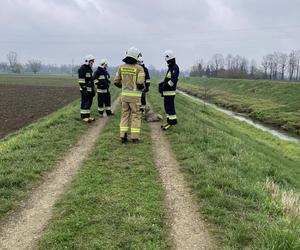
[80,90,94,119]
[97,91,112,115]
[164,96,177,125]
[120,102,141,140]
[141,92,146,110]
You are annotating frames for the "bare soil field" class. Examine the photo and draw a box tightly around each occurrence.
[0,84,78,138]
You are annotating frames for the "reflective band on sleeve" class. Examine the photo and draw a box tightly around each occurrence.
[131,128,141,133]
[120,126,129,132]
[146,80,151,83]
[168,115,177,120]
[163,91,176,96]
[99,75,105,79]
[121,90,142,97]
[80,109,90,114]
[94,79,99,84]
[78,79,85,83]
[166,72,171,78]
[97,89,108,93]
[85,73,92,77]
[167,80,174,87]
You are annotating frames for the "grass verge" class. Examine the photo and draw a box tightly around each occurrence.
[0,89,118,219]
[179,77,300,136]
[149,83,300,249]
[38,106,169,249]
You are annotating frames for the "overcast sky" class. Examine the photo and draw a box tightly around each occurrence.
[0,0,299,70]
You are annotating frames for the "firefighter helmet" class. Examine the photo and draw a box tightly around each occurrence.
[126,47,141,60]
[164,50,175,62]
[100,58,109,67]
[85,54,95,62]
[138,55,144,65]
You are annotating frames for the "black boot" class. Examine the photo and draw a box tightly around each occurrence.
[106,110,114,116]
[121,133,128,144]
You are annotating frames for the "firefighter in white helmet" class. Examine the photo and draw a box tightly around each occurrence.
[78,54,96,122]
[114,47,145,143]
[159,50,180,130]
[93,58,113,117]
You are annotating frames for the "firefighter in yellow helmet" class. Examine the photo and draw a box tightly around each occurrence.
[114,47,145,143]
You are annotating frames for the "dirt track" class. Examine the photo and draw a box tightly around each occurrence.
[0,98,119,250]
[0,84,78,138]
[149,121,216,250]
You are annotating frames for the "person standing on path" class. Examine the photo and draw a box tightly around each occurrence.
[138,55,151,114]
[78,54,96,123]
[114,47,145,143]
[93,58,114,117]
[159,50,180,130]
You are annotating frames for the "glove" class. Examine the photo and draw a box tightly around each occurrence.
[137,83,144,90]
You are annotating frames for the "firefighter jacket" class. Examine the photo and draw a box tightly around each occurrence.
[160,59,180,96]
[78,64,94,92]
[141,64,151,92]
[114,63,145,103]
[93,66,110,93]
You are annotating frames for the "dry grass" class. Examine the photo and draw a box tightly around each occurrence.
[265,178,300,218]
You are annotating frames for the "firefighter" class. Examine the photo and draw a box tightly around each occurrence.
[78,54,96,122]
[93,58,114,117]
[138,55,151,113]
[159,50,180,130]
[114,47,145,143]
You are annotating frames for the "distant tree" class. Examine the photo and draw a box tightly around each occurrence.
[0,62,8,72]
[7,51,20,73]
[288,50,297,80]
[277,52,288,80]
[212,53,224,77]
[27,59,42,74]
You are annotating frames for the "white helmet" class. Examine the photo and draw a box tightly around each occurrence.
[100,58,109,67]
[138,55,144,65]
[164,50,175,62]
[126,46,141,60]
[85,54,95,62]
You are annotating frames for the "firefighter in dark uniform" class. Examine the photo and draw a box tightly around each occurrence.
[159,50,180,130]
[138,56,151,113]
[93,59,113,117]
[78,54,96,122]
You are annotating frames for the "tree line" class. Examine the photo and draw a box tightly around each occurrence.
[190,50,300,81]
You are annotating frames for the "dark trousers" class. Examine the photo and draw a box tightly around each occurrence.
[80,91,94,119]
[97,91,112,115]
[164,96,177,125]
[141,92,146,108]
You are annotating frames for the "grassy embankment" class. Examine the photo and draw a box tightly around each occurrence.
[0,76,119,219]
[179,77,300,136]
[149,83,300,249]
[38,106,169,249]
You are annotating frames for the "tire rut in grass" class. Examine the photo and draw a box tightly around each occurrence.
[0,97,120,250]
[149,120,216,250]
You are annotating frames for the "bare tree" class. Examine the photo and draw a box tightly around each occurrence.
[250,59,257,78]
[288,50,297,80]
[277,52,288,80]
[295,50,300,81]
[7,51,19,73]
[261,56,269,78]
[212,53,224,77]
[27,59,42,74]
[0,62,8,72]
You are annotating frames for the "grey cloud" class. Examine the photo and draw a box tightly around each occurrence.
[0,0,299,69]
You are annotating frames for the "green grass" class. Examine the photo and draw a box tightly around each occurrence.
[38,106,169,250]
[0,88,119,219]
[0,74,76,87]
[149,83,300,249]
[179,77,300,136]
